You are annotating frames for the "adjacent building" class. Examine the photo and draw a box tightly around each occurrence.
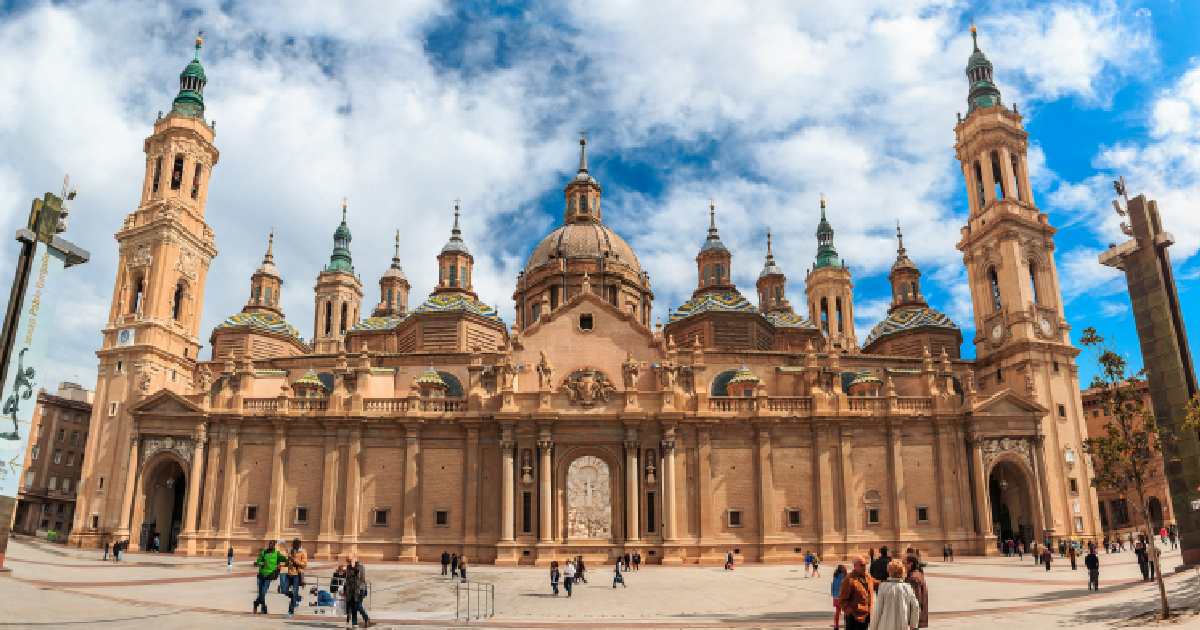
[69,30,1102,562]
[14,383,94,537]
[1081,381,1176,538]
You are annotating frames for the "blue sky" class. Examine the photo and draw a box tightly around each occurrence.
[0,0,1197,390]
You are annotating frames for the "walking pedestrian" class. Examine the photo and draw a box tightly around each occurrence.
[1169,529,1178,550]
[804,550,813,577]
[563,560,576,597]
[459,556,469,583]
[633,552,641,571]
[837,556,876,630]
[441,550,450,576]
[831,564,847,630]
[941,544,949,563]
[1041,547,1052,572]
[811,552,822,578]
[869,546,890,585]
[576,556,587,583]
[1068,545,1077,571]
[725,550,735,571]
[450,553,459,578]
[550,561,561,596]
[286,538,307,618]
[904,555,928,629]
[1016,541,1024,560]
[613,557,626,588]
[252,540,286,615]
[1084,548,1100,591]
[227,546,234,573]
[869,560,920,630]
[624,552,631,570]
[344,557,371,628]
[103,541,110,561]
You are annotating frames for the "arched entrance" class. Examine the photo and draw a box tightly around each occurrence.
[566,456,612,539]
[1148,496,1164,532]
[989,459,1034,544]
[140,456,187,553]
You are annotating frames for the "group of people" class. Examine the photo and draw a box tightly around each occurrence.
[438,551,470,582]
[548,556,591,596]
[250,538,371,628]
[101,539,128,562]
[803,550,822,577]
[832,547,928,630]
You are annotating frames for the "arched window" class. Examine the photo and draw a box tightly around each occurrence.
[190,163,202,199]
[531,302,542,322]
[324,302,333,336]
[710,369,739,396]
[339,302,349,334]
[550,286,559,310]
[1028,261,1040,305]
[988,267,1002,312]
[973,160,985,209]
[820,297,830,334]
[386,287,394,305]
[170,154,184,190]
[715,263,724,284]
[151,157,162,193]
[438,371,465,397]
[172,282,185,321]
[835,297,844,333]
[265,286,272,304]
[990,151,1006,200]
[130,276,144,314]
[460,265,467,288]
[1010,154,1023,202]
[579,194,589,214]
[449,264,458,287]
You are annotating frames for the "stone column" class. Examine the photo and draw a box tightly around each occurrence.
[181,429,207,553]
[755,425,775,550]
[199,427,221,535]
[998,146,1017,201]
[537,435,553,543]
[889,420,908,539]
[932,422,953,540]
[1032,436,1055,538]
[839,427,855,540]
[117,434,139,538]
[219,427,240,539]
[661,430,678,542]
[464,426,480,545]
[815,425,839,541]
[267,424,287,540]
[969,436,990,538]
[401,425,420,550]
[696,428,713,542]
[979,150,996,203]
[624,432,640,542]
[500,438,515,542]
[317,430,339,557]
[344,428,362,549]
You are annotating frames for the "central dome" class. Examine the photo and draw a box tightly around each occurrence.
[524,222,642,274]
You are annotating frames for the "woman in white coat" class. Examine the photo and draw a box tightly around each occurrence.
[868,560,921,630]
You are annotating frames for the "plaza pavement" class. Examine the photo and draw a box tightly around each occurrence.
[0,536,1197,629]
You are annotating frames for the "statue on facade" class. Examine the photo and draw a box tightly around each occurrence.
[622,352,641,389]
[644,450,657,483]
[520,449,534,484]
[536,351,553,390]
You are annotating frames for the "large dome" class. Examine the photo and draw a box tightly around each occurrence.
[524,222,642,274]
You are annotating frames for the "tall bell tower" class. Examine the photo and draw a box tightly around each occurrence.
[70,35,220,547]
[954,26,1100,540]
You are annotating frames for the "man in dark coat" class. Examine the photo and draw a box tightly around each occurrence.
[868,546,890,586]
[1084,549,1100,590]
[440,550,450,576]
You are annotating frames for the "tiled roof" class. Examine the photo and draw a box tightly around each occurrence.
[764,310,819,330]
[669,291,756,323]
[294,370,326,390]
[215,311,303,341]
[415,367,447,387]
[413,293,503,323]
[863,306,959,347]
[351,314,408,331]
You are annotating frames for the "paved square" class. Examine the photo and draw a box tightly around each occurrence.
[1,537,1197,628]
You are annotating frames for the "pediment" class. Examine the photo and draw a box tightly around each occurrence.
[971,388,1047,417]
[130,389,203,415]
[521,290,654,343]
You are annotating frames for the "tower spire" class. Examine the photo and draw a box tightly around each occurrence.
[965,24,1002,113]
[896,221,906,257]
[261,229,275,267]
[391,229,402,267]
[441,199,470,254]
[326,198,354,273]
[815,195,840,268]
[578,133,588,173]
[171,32,208,119]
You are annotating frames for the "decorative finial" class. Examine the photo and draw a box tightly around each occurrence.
[194,30,204,60]
[453,199,461,231]
[394,229,401,257]
[709,199,716,229]
[970,23,979,52]
[341,197,347,221]
[766,227,773,256]
[266,229,275,258]
[578,132,589,173]
[896,221,905,256]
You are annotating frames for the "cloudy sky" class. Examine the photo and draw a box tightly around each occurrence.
[0,0,1196,390]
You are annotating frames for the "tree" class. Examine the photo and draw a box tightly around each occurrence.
[1079,327,1170,619]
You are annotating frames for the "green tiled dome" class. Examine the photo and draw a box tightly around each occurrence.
[216,311,302,341]
[863,306,959,348]
[764,310,818,330]
[351,314,408,331]
[669,291,756,323]
[413,293,502,322]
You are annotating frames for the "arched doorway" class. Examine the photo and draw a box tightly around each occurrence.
[140,457,187,553]
[566,456,612,539]
[989,459,1034,544]
[1148,497,1164,532]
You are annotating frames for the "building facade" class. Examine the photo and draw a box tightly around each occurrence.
[70,31,1102,563]
[14,383,94,537]
[1081,381,1177,538]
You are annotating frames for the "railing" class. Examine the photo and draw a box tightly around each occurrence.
[243,398,278,413]
[420,399,466,413]
[848,397,886,412]
[896,397,932,412]
[455,580,495,621]
[765,397,812,413]
[364,398,408,413]
[292,398,329,412]
[708,396,756,413]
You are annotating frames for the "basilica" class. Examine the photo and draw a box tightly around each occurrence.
[69,30,1101,564]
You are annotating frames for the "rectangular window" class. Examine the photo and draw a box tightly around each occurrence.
[728,509,743,528]
[373,508,389,527]
[646,491,656,533]
[48,477,57,491]
[786,509,801,527]
[56,429,64,442]
[435,509,449,527]
[1073,499,1081,514]
[108,402,118,417]
[867,508,880,525]
[190,163,202,199]
[916,506,929,523]
[98,476,105,491]
[170,155,184,190]
[31,445,38,461]
[67,453,75,467]
[521,492,532,534]
[1057,404,1067,418]
[90,514,99,529]
[62,479,71,494]
[53,450,62,465]
[1074,516,1085,532]
[1053,361,1060,373]
[70,431,79,446]
[1069,478,1079,494]
[294,506,309,525]
[243,505,258,523]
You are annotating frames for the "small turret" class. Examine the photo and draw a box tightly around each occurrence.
[694,200,734,296]
[756,228,789,313]
[374,229,410,316]
[246,231,282,315]
[435,201,476,299]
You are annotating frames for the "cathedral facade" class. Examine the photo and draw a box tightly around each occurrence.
[69,31,1102,564]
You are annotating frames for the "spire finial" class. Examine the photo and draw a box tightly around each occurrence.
[970,23,978,52]
[578,132,588,173]
[393,229,401,258]
[266,228,274,257]
[709,199,716,230]
[194,30,204,60]
[452,199,461,233]
[341,197,348,222]
[766,227,773,257]
[896,221,906,256]
[819,193,827,219]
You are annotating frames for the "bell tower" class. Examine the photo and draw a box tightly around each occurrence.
[313,200,364,353]
[954,26,1100,539]
[434,202,476,299]
[71,35,219,547]
[805,196,856,351]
